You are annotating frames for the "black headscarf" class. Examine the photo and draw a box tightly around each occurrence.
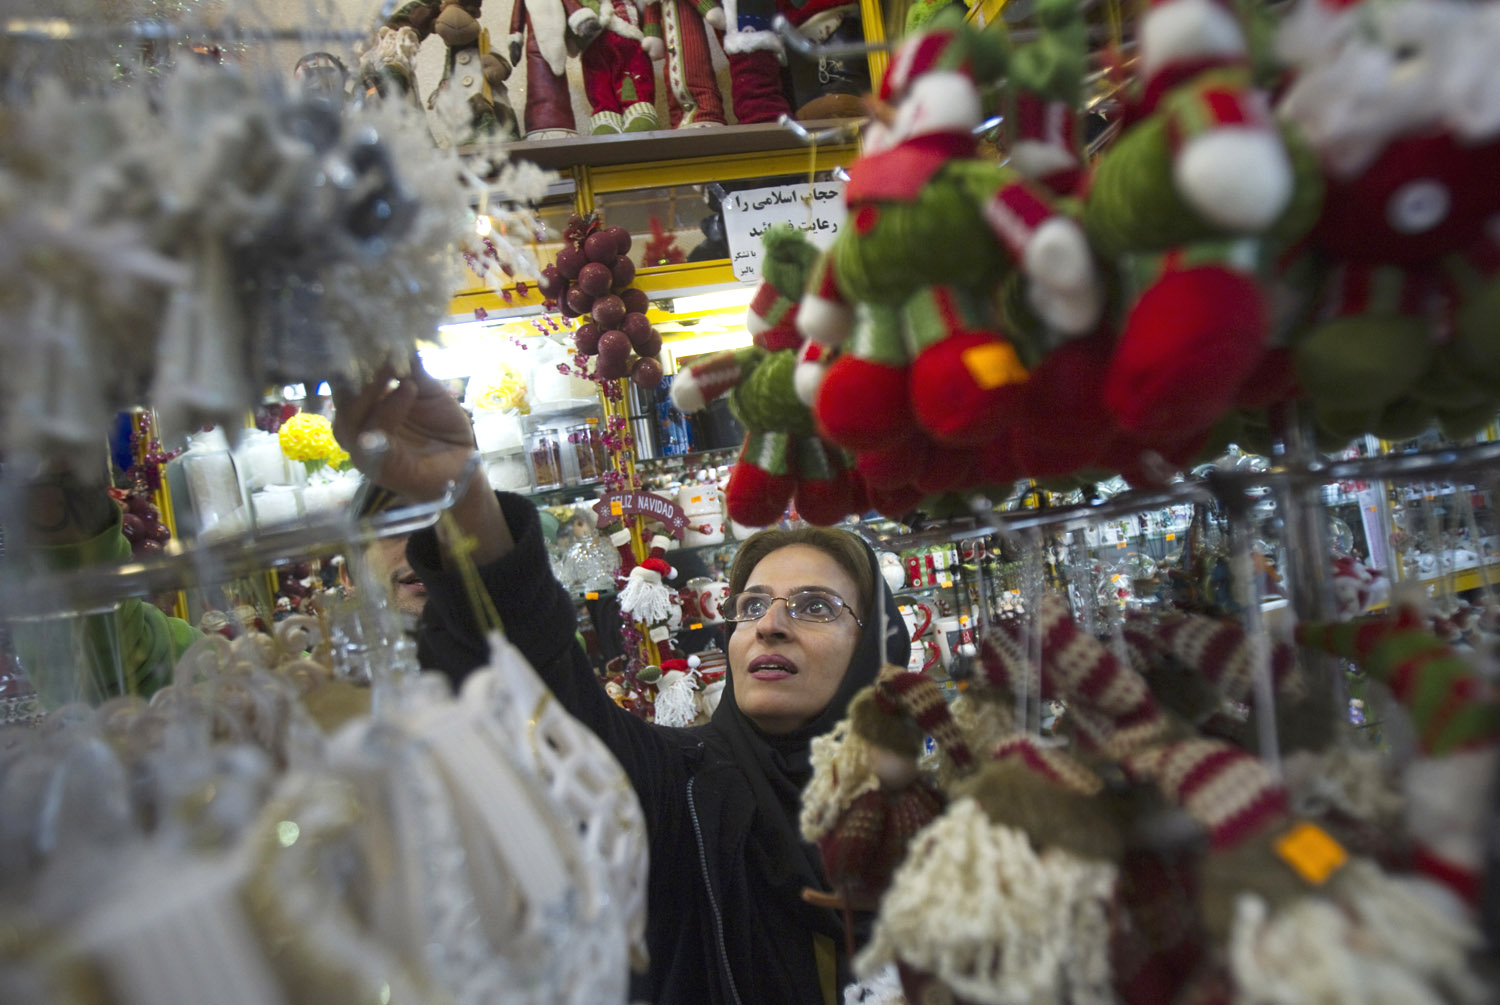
[698,538,909,1002]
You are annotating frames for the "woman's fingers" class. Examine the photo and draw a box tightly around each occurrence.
[330,363,399,444]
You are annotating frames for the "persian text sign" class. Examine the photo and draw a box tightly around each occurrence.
[594,491,688,539]
[722,182,846,283]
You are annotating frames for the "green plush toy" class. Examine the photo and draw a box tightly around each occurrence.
[1275,0,1500,443]
[793,16,1105,507]
[1083,0,1322,451]
[669,226,864,526]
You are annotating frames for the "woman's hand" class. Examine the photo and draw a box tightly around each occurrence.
[332,358,479,503]
[333,358,514,564]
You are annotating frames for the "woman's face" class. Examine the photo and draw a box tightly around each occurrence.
[727,544,863,734]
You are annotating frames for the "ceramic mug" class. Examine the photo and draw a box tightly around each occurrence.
[907,639,942,674]
[899,600,935,643]
[694,579,731,624]
[934,613,977,669]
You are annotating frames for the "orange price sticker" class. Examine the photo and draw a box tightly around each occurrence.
[586,592,599,600]
[610,500,623,516]
[1116,542,1126,549]
[689,622,703,630]
[1274,821,1348,886]
[1165,533,1176,541]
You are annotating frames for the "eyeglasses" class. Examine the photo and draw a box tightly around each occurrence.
[724,591,863,627]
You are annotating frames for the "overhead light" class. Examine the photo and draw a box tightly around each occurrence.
[662,329,754,358]
[671,287,755,314]
[474,214,493,237]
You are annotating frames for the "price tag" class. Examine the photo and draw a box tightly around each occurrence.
[586,592,599,600]
[939,577,953,589]
[1165,533,1176,541]
[610,500,623,516]
[1117,542,1126,549]
[1274,821,1348,886]
[689,623,703,630]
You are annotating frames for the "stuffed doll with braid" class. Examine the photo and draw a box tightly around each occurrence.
[1275,0,1500,443]
[1082,0,1322,460]
[792,16,1105,509]
[670,225,864,525]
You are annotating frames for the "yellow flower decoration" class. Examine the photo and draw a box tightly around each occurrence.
[279,412,343,465]
[474,366,530,414]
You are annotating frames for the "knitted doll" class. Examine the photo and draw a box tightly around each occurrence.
[573,0,661,133]
[1275,0,1500,442]
[509,0,603,138]
[1082,0,1322,445]
[794,20,1103,498]
[671,225,864,525]
[801,671,974,915]
[638,0,728,127]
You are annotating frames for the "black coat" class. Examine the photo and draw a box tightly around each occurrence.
[407,493,906,1004]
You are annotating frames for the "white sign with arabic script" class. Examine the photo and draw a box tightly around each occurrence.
[721,182,846,283]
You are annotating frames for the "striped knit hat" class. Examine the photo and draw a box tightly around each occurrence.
[869,670,975,771]
[1038,593,1173,758]
[1295,607,1500,756]
[1133,610,1306,705]
[1121,737,1289,850]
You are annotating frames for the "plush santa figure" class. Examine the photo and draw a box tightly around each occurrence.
[638,0,729,127]
[509,0,603,138]
[1082,0,1317,444]
[793,19,1102,504]
[1275,0,1500,442]
[574,0,661,133]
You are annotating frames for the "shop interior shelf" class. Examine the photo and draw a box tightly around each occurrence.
[474,119,861,173]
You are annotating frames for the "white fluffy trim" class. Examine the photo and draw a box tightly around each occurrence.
[794,358,827,408]
[1403,747,1498,870]
[801,719,881,842]
[619,566,672,623]
[1010,139,1079,183]
[723,29,784,55]
[797,294,855,347]
[653,670,700,727]
[857,798,1117,1004]
[1174,127,1293,233]
[1228,863,1488,1005]
[1022,217,1102,337]
[1139,0,1246,82]
[569,8,602,34]
[892,71,982,141]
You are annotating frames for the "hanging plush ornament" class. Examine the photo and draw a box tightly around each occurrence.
[1275,0,1500,443]
[802,671,974,914]
[793,16,1105,502]
[618,556,675,625]
[651,658,700,726]
[671,225,865,525]
[1081,0,1323,456]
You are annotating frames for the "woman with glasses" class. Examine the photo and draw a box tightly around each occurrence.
[334,362,910,1005]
